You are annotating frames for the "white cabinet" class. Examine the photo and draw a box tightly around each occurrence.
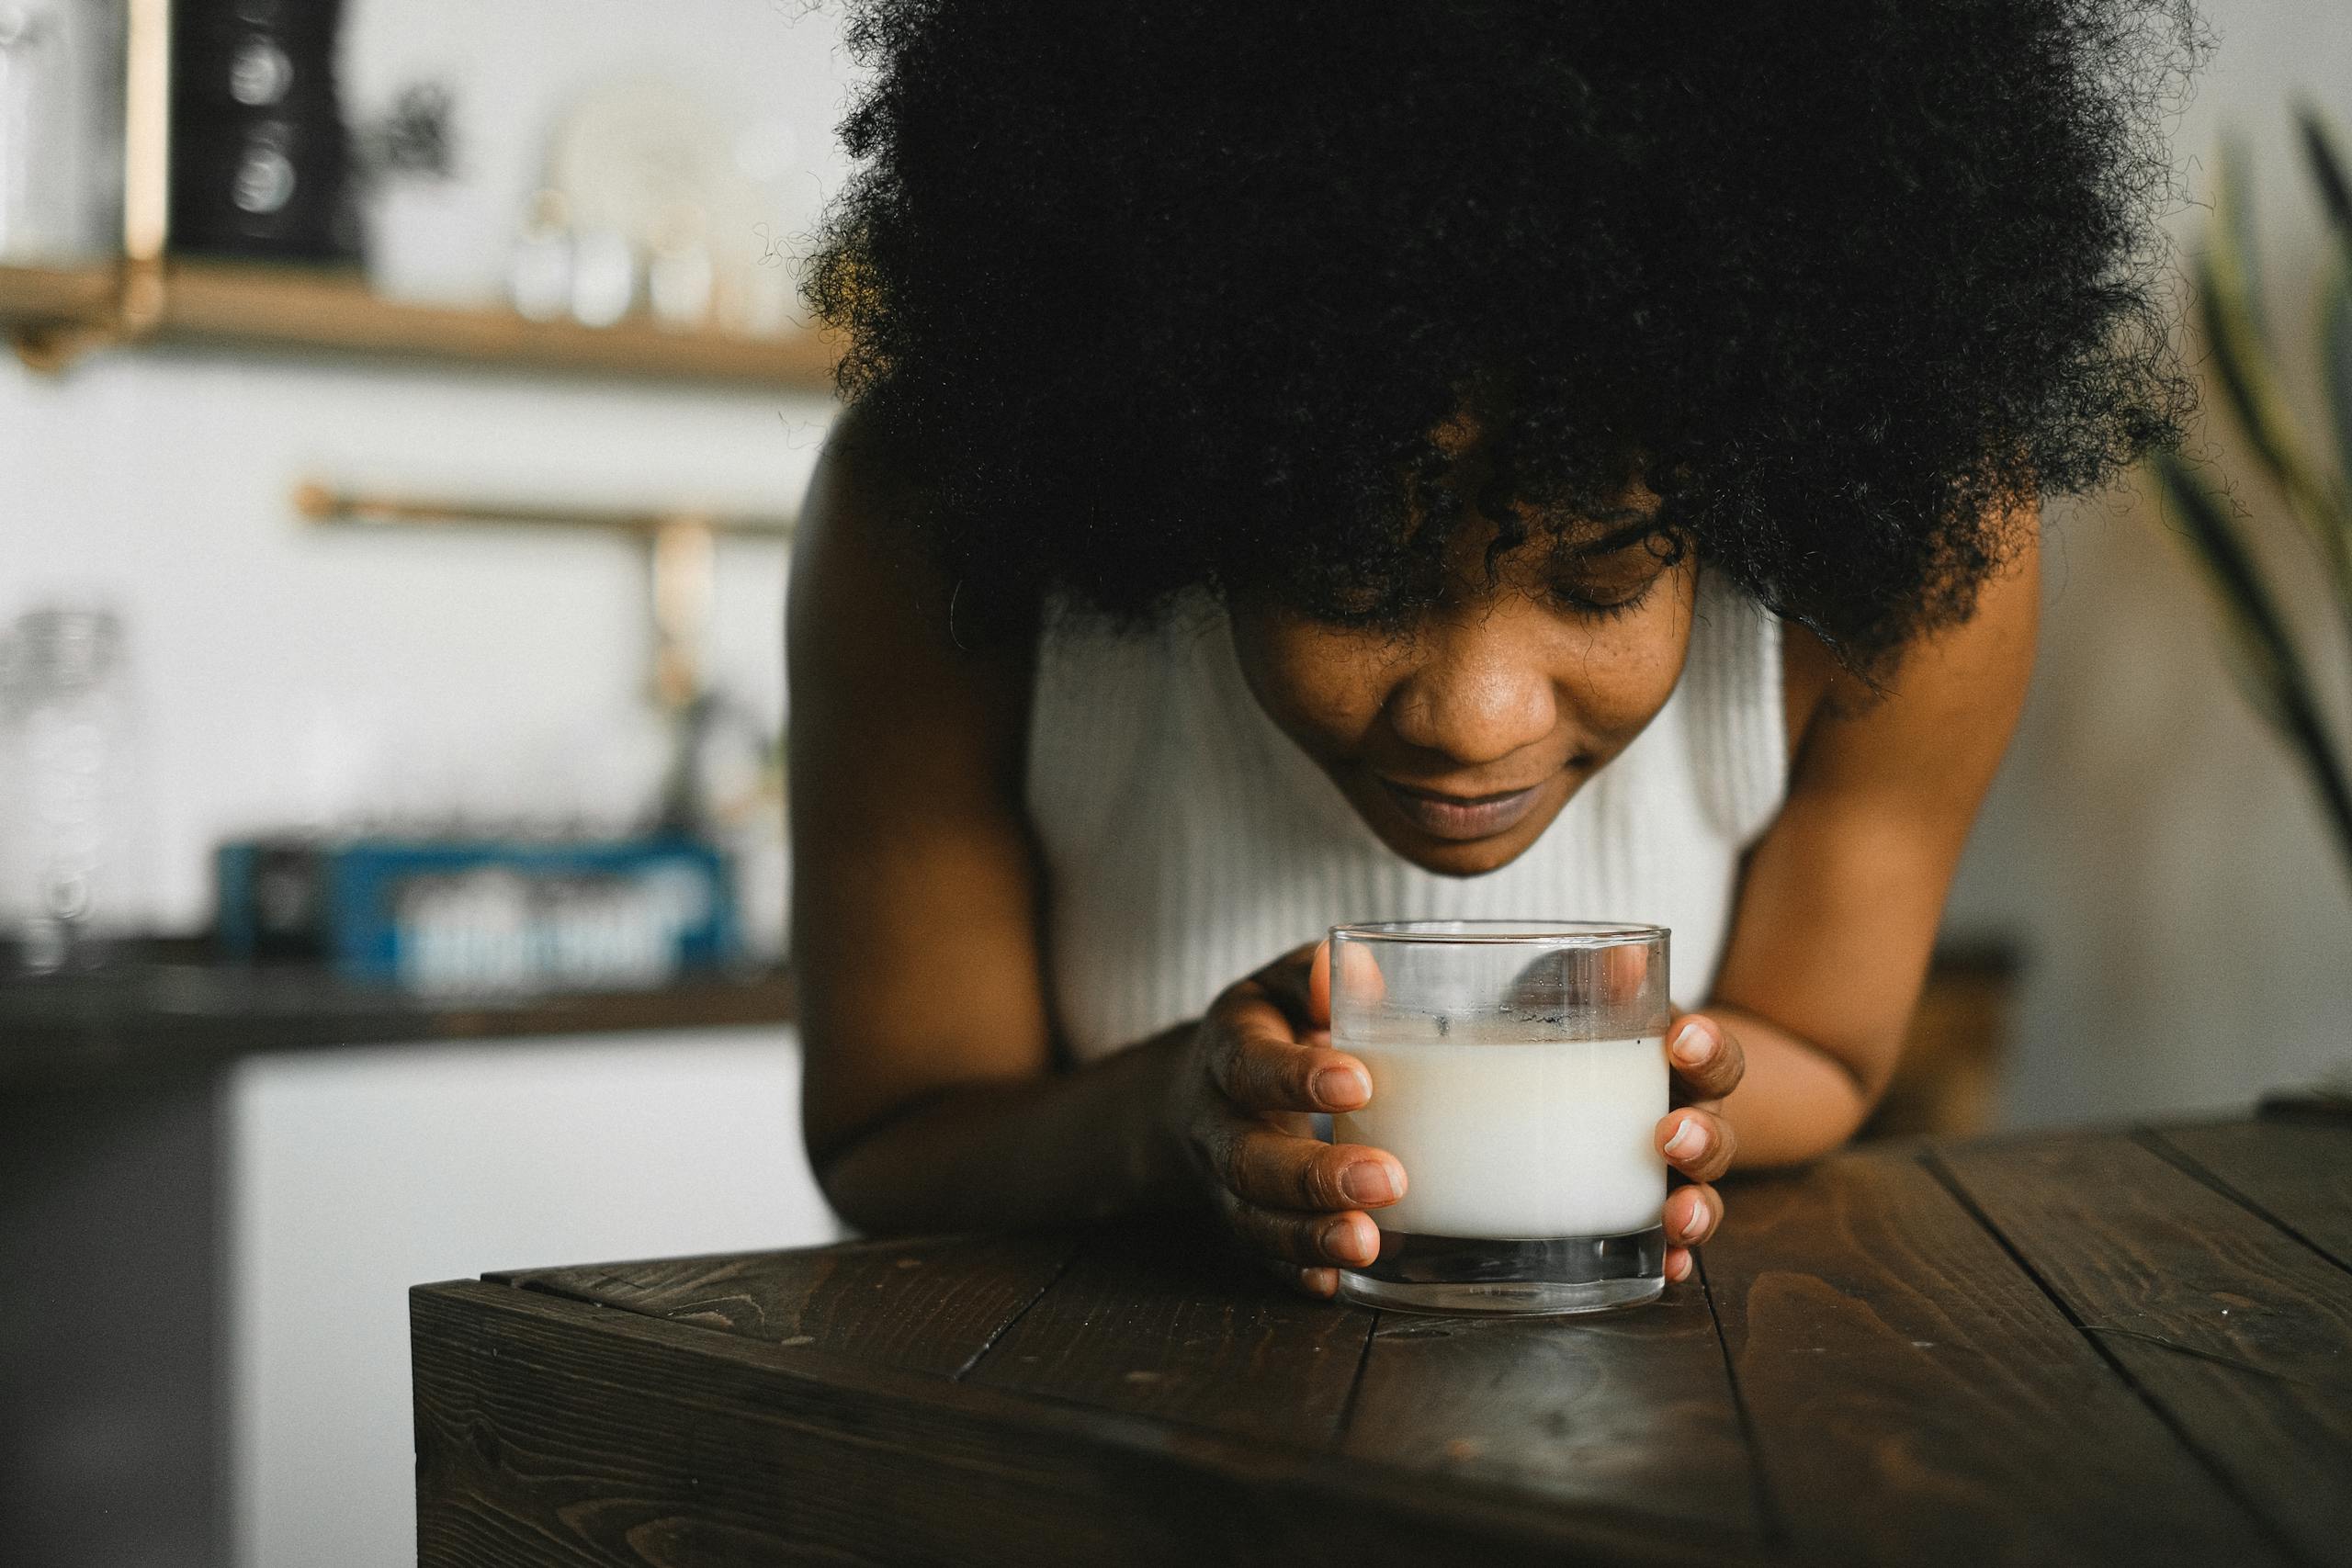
[227,1026,837,1568]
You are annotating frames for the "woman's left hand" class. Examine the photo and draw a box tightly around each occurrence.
[1657,1011,1745,1285]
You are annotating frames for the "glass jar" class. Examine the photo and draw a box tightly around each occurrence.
[0,607,143,972]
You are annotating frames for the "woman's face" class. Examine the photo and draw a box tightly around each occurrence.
[1227,505,1699,878]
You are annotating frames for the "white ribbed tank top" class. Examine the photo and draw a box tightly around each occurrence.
[1025,570,1790,1063]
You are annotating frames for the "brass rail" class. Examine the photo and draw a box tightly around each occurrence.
[290,482,794,538]
[292,481,796,825]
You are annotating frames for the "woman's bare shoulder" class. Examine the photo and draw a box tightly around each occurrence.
[1779,524,2040,773]
[791,408,1033,716]
[786,407,1039,919]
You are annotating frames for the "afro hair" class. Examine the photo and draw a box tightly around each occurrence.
[806,0,2202,668]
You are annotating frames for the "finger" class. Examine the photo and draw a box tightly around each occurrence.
[1217,1122,1404,1212]
[1326,937,1386,1016]
[1225,1196,1381,1269]
[1665,1246,1695,1284]
[1666,1181,1722,1248]
[1262,1258,1341,1300]
[1667,1013,1746,1103]
[1251,943,1328,1032]
[1657,1107,1737,1183]
[1205,997,1371,1111]
[1600,940,1653,1009]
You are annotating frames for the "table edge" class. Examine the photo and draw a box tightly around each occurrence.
[413,1275,1776,1565]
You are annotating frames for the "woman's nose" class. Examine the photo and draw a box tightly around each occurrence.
[1381,611,1559,768]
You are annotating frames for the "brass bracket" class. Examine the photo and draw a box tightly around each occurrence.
[6,257,170,372]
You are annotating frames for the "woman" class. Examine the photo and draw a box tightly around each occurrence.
[786,1,2195,1295]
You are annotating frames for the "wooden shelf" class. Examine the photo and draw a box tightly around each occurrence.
[0,258,841,391]
[0,262,123,319]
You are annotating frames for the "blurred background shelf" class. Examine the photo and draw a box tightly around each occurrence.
[0,261,123,318]
[0,259,840,389]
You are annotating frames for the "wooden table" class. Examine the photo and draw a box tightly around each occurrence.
[413,1115,2352,1566]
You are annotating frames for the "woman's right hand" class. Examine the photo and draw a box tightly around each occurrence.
[1154,942,1407,1298]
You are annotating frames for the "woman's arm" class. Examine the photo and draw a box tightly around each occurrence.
[789,417,1170,1230]
[789,421,1405,1267]
[1702,515,2041,1167]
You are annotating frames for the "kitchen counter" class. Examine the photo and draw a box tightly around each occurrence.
[0,949,795,1089]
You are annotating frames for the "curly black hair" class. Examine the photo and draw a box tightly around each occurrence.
[806,0,2201,667]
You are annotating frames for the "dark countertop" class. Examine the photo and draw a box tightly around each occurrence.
[0,949,796,1090]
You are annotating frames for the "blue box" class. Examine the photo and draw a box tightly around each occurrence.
[216,835,738,993]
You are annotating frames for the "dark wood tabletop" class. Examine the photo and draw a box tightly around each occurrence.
[412,1114,2352,1567]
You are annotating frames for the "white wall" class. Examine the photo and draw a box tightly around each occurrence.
[0,0,862,930]
[1942,0,2352,1123]
[2,352,828,922]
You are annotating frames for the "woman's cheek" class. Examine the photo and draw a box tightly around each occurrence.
[1232,616,1400,757]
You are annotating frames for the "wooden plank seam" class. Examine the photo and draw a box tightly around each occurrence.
[2134,1126,2352,1280]
[946,1241,1088,1382]
[1917,1147,2317,1568]
[1693,1252,1787,1551]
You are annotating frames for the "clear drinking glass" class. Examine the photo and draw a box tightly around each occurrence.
[1329,919,1672,1315]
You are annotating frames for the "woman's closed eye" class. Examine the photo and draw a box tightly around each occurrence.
[1546,533,1684,618]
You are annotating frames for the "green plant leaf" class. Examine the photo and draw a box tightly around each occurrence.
[2324,261,2352,502]
[2302,107,2352,525]
[2156,452,2292,690]
[2299,105,2352,277]
[2202,139,2352,615]
[2154,450,2352,879]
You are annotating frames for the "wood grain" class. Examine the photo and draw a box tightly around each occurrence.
[413,1278,1748,1568]
[1936,1133,2352,1568]
[500,1231,1080,1377]
[1339,1281,1761,1543]
[965,1226,1373,1447]
[2148,1119,2352,1272]
[1706,1148,2277,1567]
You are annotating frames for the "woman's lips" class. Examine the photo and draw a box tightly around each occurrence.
[1376,776,1550,842]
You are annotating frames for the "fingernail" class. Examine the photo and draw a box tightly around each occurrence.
[1681,1194,1711,1240]
[1662,1116,1709,1161]
[1670,1251,1693,1282]
[1341,1161,1398,1206]
[1314,1065,1371,1108]
[1323,1213,1374,1266]
[1670,1020,1716,1068]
